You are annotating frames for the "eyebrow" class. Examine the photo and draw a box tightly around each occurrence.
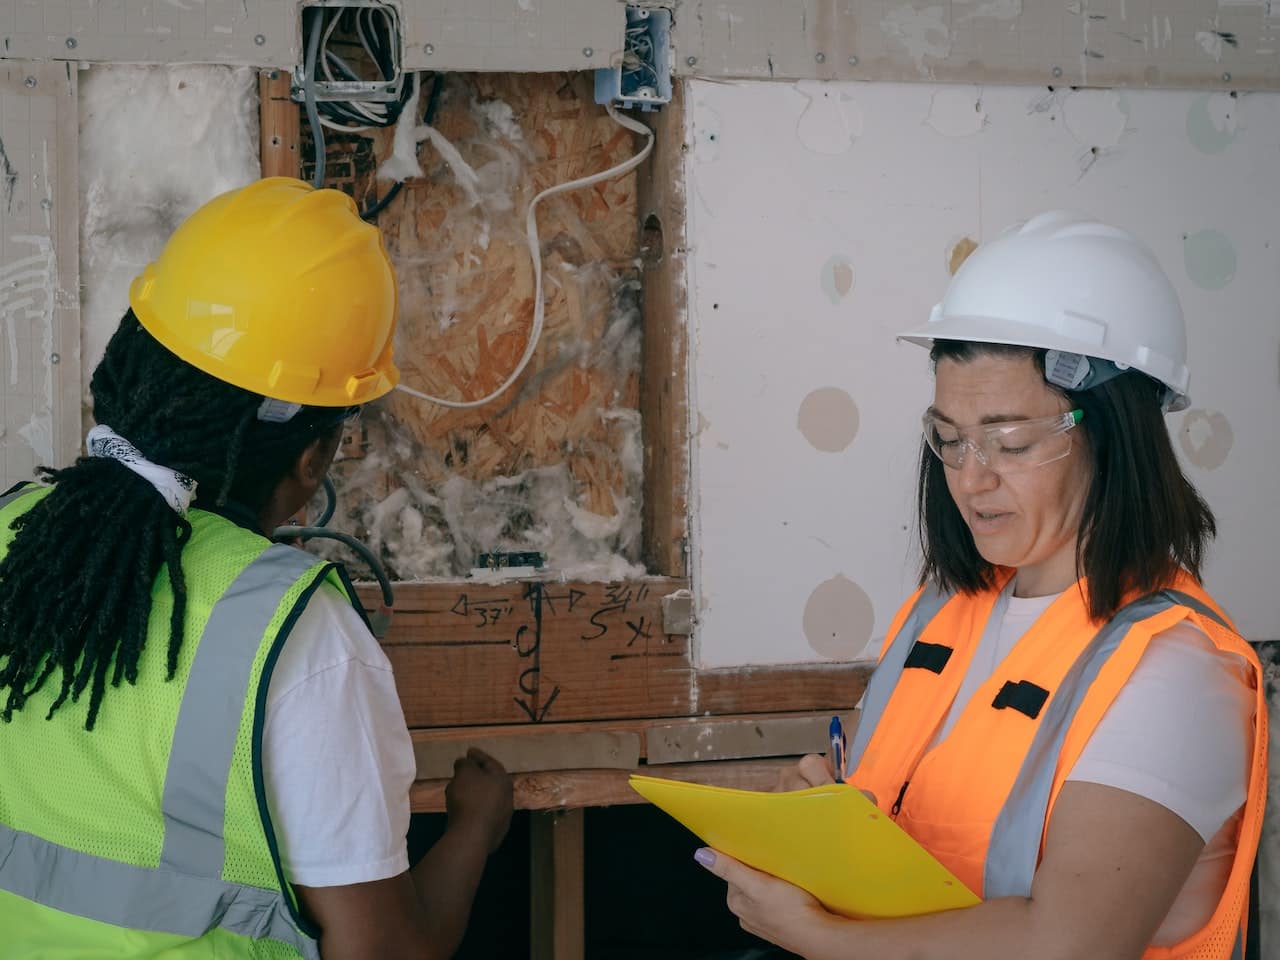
[926,406,1035,426]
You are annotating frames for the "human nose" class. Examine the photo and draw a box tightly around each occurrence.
[952,439,999,492]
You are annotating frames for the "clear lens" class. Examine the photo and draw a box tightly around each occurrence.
[923,411,1080,474]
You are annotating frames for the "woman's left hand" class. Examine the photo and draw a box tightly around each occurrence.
[695,848,835,954]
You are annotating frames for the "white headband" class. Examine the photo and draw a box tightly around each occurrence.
[86,425,198,516]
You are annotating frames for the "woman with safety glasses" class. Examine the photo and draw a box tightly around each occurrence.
[697,212,1265,960]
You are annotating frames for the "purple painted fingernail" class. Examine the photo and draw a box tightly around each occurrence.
[694,848,716,868]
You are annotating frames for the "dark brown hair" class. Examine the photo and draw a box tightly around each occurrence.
[917,340,1216,621]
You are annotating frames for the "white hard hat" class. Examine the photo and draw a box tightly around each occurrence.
[899,211,1190,411]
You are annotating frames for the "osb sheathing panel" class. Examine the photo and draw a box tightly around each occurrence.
[316,72,641,541]
[1,1,1277,91]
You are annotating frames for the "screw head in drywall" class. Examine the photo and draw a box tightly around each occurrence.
[1052,66,1063,78]
[254,34,266,46]
[815,51,826,63]
[424,43,435,55]
[24,76,36,88]
[583,46,594,57]
[686,55,698,67]
[848,56,859,66]
[40,198,51,210]
[65,37,77,49]
[1222,72,1232,83]
[50,353,60,365]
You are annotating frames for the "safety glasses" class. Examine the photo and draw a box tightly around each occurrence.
[922,409,1084,474]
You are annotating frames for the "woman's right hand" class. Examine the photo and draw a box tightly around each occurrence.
[445,747,514,853]
[775,754,837,791]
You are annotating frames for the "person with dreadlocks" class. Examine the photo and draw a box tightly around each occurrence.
[0,178,512,959]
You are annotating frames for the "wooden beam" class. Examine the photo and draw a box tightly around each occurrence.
[637,82,690,577]
[361,580,870,728]
[371,579,691,728]
[644,713,832,765]
[414,728,641,780]
[410,757,795,813]
[409,709,839,778]
[530,809,585,960]
[258,69,300,180]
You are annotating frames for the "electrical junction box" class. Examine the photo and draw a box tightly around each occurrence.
[594,6,672,112]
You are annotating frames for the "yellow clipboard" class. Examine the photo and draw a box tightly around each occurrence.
[629,775,980,920]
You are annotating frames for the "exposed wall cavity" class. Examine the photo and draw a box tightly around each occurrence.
[313,74,646,582]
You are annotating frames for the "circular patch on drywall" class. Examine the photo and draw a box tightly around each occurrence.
[948,236,978,276]
[1185,93,1239,156]
[1179,408,1234,471]
[798,387,860,452]
[820,256,855,304]
[1183,229,1237,291]
[803,575,875,660]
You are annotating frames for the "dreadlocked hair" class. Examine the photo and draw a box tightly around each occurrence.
[0,310,350,730]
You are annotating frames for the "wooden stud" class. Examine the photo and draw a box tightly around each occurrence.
[530,809,585,960]
[637,81,691,577]
[258,69,300,180]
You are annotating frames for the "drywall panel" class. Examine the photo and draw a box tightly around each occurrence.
[400,0,621,72]
[0,61,79,491]
[3,2,1277,90]
[673,0,1280,90]
[685,77,1280,668]
[0,0,621,72]
[0,0,297,66]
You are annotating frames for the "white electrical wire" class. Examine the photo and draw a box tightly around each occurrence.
[395,104,655,410]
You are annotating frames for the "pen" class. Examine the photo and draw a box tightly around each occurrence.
[829,715,846,783]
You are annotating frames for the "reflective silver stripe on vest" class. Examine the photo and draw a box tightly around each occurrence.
[0,484,40,512]
[0,542,325,959]
[161,543,322,876]
[984,590,1233,898]
[0,819,316,953]
[845,583,952,775]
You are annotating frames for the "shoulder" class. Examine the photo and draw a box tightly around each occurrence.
[268,580,393,707]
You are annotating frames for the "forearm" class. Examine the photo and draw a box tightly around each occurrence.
[788,896,1127,960]
[408,823,491,957]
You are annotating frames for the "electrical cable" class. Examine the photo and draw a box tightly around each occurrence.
[273,525,395,610]
[361,72,444,223]
[315,476,337,528]
[393,104,654,409]
[303,7,325,190]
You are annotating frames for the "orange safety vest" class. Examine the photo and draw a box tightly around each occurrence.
[847,569,1266,960]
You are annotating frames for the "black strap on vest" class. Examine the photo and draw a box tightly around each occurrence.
[991,680,1050,719]
[903,641,953,674]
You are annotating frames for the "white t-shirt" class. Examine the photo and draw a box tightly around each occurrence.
[260,583,417,887]
[933,589,1253,947]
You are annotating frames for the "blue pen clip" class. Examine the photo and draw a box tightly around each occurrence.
[829,715,846,783]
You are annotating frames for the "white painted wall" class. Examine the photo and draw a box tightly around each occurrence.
[685,78,1280,670]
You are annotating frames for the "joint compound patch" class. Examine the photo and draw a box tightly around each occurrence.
[1179,409,1234,471]
[803,575,875,660]
[798,387,860,452]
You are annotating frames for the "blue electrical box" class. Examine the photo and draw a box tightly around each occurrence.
[594,6,672,112]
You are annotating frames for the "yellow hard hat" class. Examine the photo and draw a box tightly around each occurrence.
[129,177,399,407]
